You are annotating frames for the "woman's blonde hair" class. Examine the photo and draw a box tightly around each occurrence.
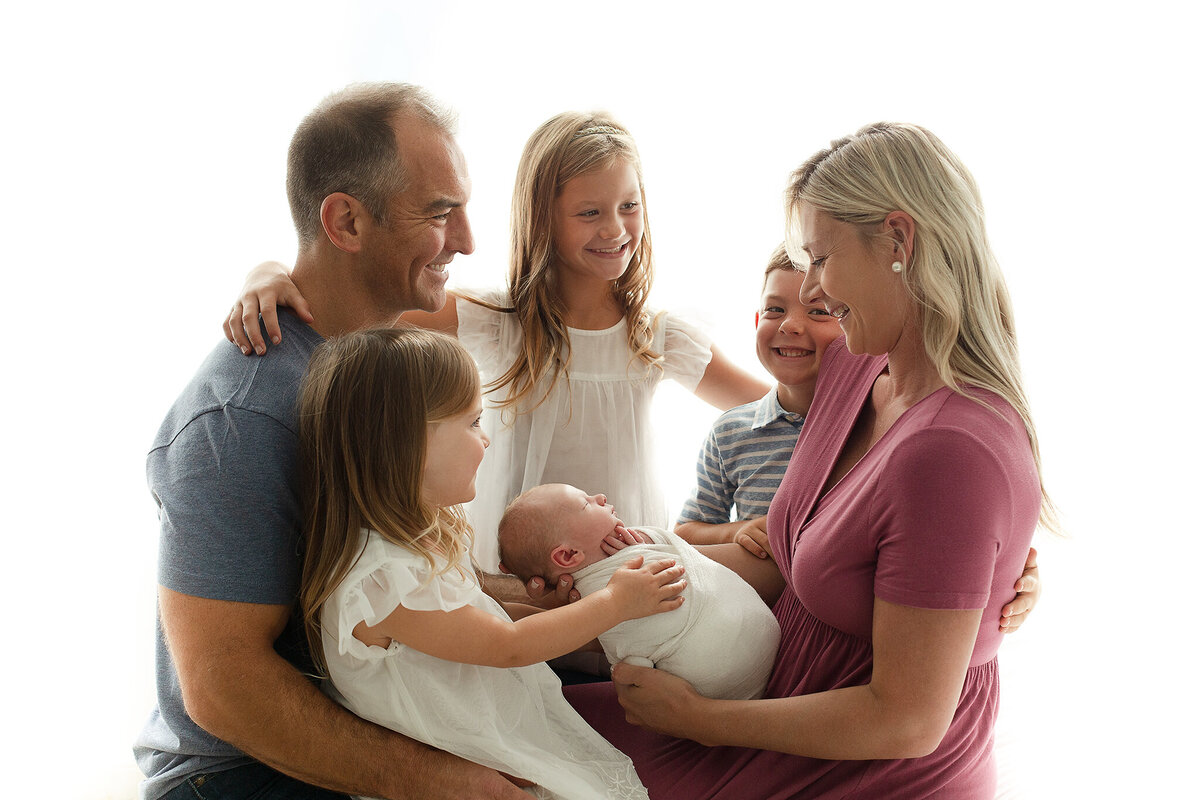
[785,122,1060,533]
[459,111,660,413]
[298,326,481,673]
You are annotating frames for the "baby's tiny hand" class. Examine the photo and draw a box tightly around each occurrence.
[600,525,653,555]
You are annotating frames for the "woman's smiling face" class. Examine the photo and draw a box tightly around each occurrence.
[793,204,912,357]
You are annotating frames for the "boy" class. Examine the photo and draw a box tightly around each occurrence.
[675,244,841,556]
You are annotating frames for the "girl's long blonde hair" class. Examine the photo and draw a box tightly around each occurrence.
[786,122,1060,533]
[459,111,660,413]
[298,327,481,673]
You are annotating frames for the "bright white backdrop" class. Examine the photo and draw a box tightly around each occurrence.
[3,2,1196,798]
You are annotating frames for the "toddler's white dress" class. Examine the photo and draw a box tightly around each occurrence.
[321,529,649,800]
[457,288,714,571]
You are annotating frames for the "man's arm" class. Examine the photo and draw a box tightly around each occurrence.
[159,587,529,800]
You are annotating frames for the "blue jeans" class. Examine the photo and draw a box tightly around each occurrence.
[162,762,350,800]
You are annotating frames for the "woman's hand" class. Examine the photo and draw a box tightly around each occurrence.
[611,660,711,742]
[223,261,310,355]
[999,547,1040,633]
[603,556,686,621]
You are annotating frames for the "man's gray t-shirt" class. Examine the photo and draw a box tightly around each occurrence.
[135,311,324,799]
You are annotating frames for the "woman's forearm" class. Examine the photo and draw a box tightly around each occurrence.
[690,684,942,760]
[618,600,981,760]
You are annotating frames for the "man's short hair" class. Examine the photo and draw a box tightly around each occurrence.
[286,83,457,246]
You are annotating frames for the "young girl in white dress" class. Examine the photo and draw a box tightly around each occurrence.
[226,112,768,572]
[297,327,687,800]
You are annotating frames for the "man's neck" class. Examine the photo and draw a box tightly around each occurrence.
[292,252,401,339]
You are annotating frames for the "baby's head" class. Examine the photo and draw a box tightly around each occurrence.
[755,242,842,405]
[497,483,624,584]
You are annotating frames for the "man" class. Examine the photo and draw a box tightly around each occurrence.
[136,83,527,800]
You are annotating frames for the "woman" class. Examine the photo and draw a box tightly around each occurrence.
[565,122,1051,799]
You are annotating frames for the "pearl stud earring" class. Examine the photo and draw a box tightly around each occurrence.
[891,261,903,273]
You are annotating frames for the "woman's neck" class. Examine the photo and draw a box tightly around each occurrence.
[880,321,948,409]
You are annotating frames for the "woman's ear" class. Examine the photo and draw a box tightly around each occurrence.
[883,210,917,264]
[319,192,367,254]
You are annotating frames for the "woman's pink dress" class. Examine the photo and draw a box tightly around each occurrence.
[566,338,1039,799]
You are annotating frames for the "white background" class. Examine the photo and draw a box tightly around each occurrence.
[3,2,1196,797]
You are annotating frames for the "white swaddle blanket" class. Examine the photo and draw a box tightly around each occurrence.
[572,528,781,700]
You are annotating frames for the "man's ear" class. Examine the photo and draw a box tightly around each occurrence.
[319,192,367,254]
[550,545,585,571]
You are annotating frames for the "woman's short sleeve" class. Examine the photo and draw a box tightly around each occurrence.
[454,287,509,372]
[661,311,714,392]
[872,427,1012,610]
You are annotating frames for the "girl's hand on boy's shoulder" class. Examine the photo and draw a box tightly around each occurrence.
[606,555,686,619]
[732,517,773,560]
[600,524,652,556]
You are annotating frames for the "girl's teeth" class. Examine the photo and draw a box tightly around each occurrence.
[831,305,850,320]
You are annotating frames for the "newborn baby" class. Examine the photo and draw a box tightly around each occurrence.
[498,483,780,701]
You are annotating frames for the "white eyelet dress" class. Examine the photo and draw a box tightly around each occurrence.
[321,529,650,800]
[456,288,714,571]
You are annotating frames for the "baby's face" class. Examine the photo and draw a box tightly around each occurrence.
[546,484,625,555]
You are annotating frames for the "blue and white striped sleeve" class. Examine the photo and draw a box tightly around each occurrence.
[676,422,736,525]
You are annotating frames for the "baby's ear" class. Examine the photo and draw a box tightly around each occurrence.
[496,561,513,575]
[550,545,585,570]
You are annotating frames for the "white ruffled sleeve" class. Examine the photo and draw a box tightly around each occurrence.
[454,287,510,374]
[661,310,714,392]
[329,533,479,659]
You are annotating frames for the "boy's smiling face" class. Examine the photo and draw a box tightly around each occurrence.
[755,268,841,393]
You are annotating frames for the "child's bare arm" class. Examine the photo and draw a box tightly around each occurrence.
[225,261,305,354]
[675,516,771,559]
[692,345,771,411]
[363,556,685,668]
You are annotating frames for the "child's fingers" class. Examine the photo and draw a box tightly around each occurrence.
[734,532,769,559]
[643,557,679,575]
[658,577,687,607]
[653,565,686,592]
